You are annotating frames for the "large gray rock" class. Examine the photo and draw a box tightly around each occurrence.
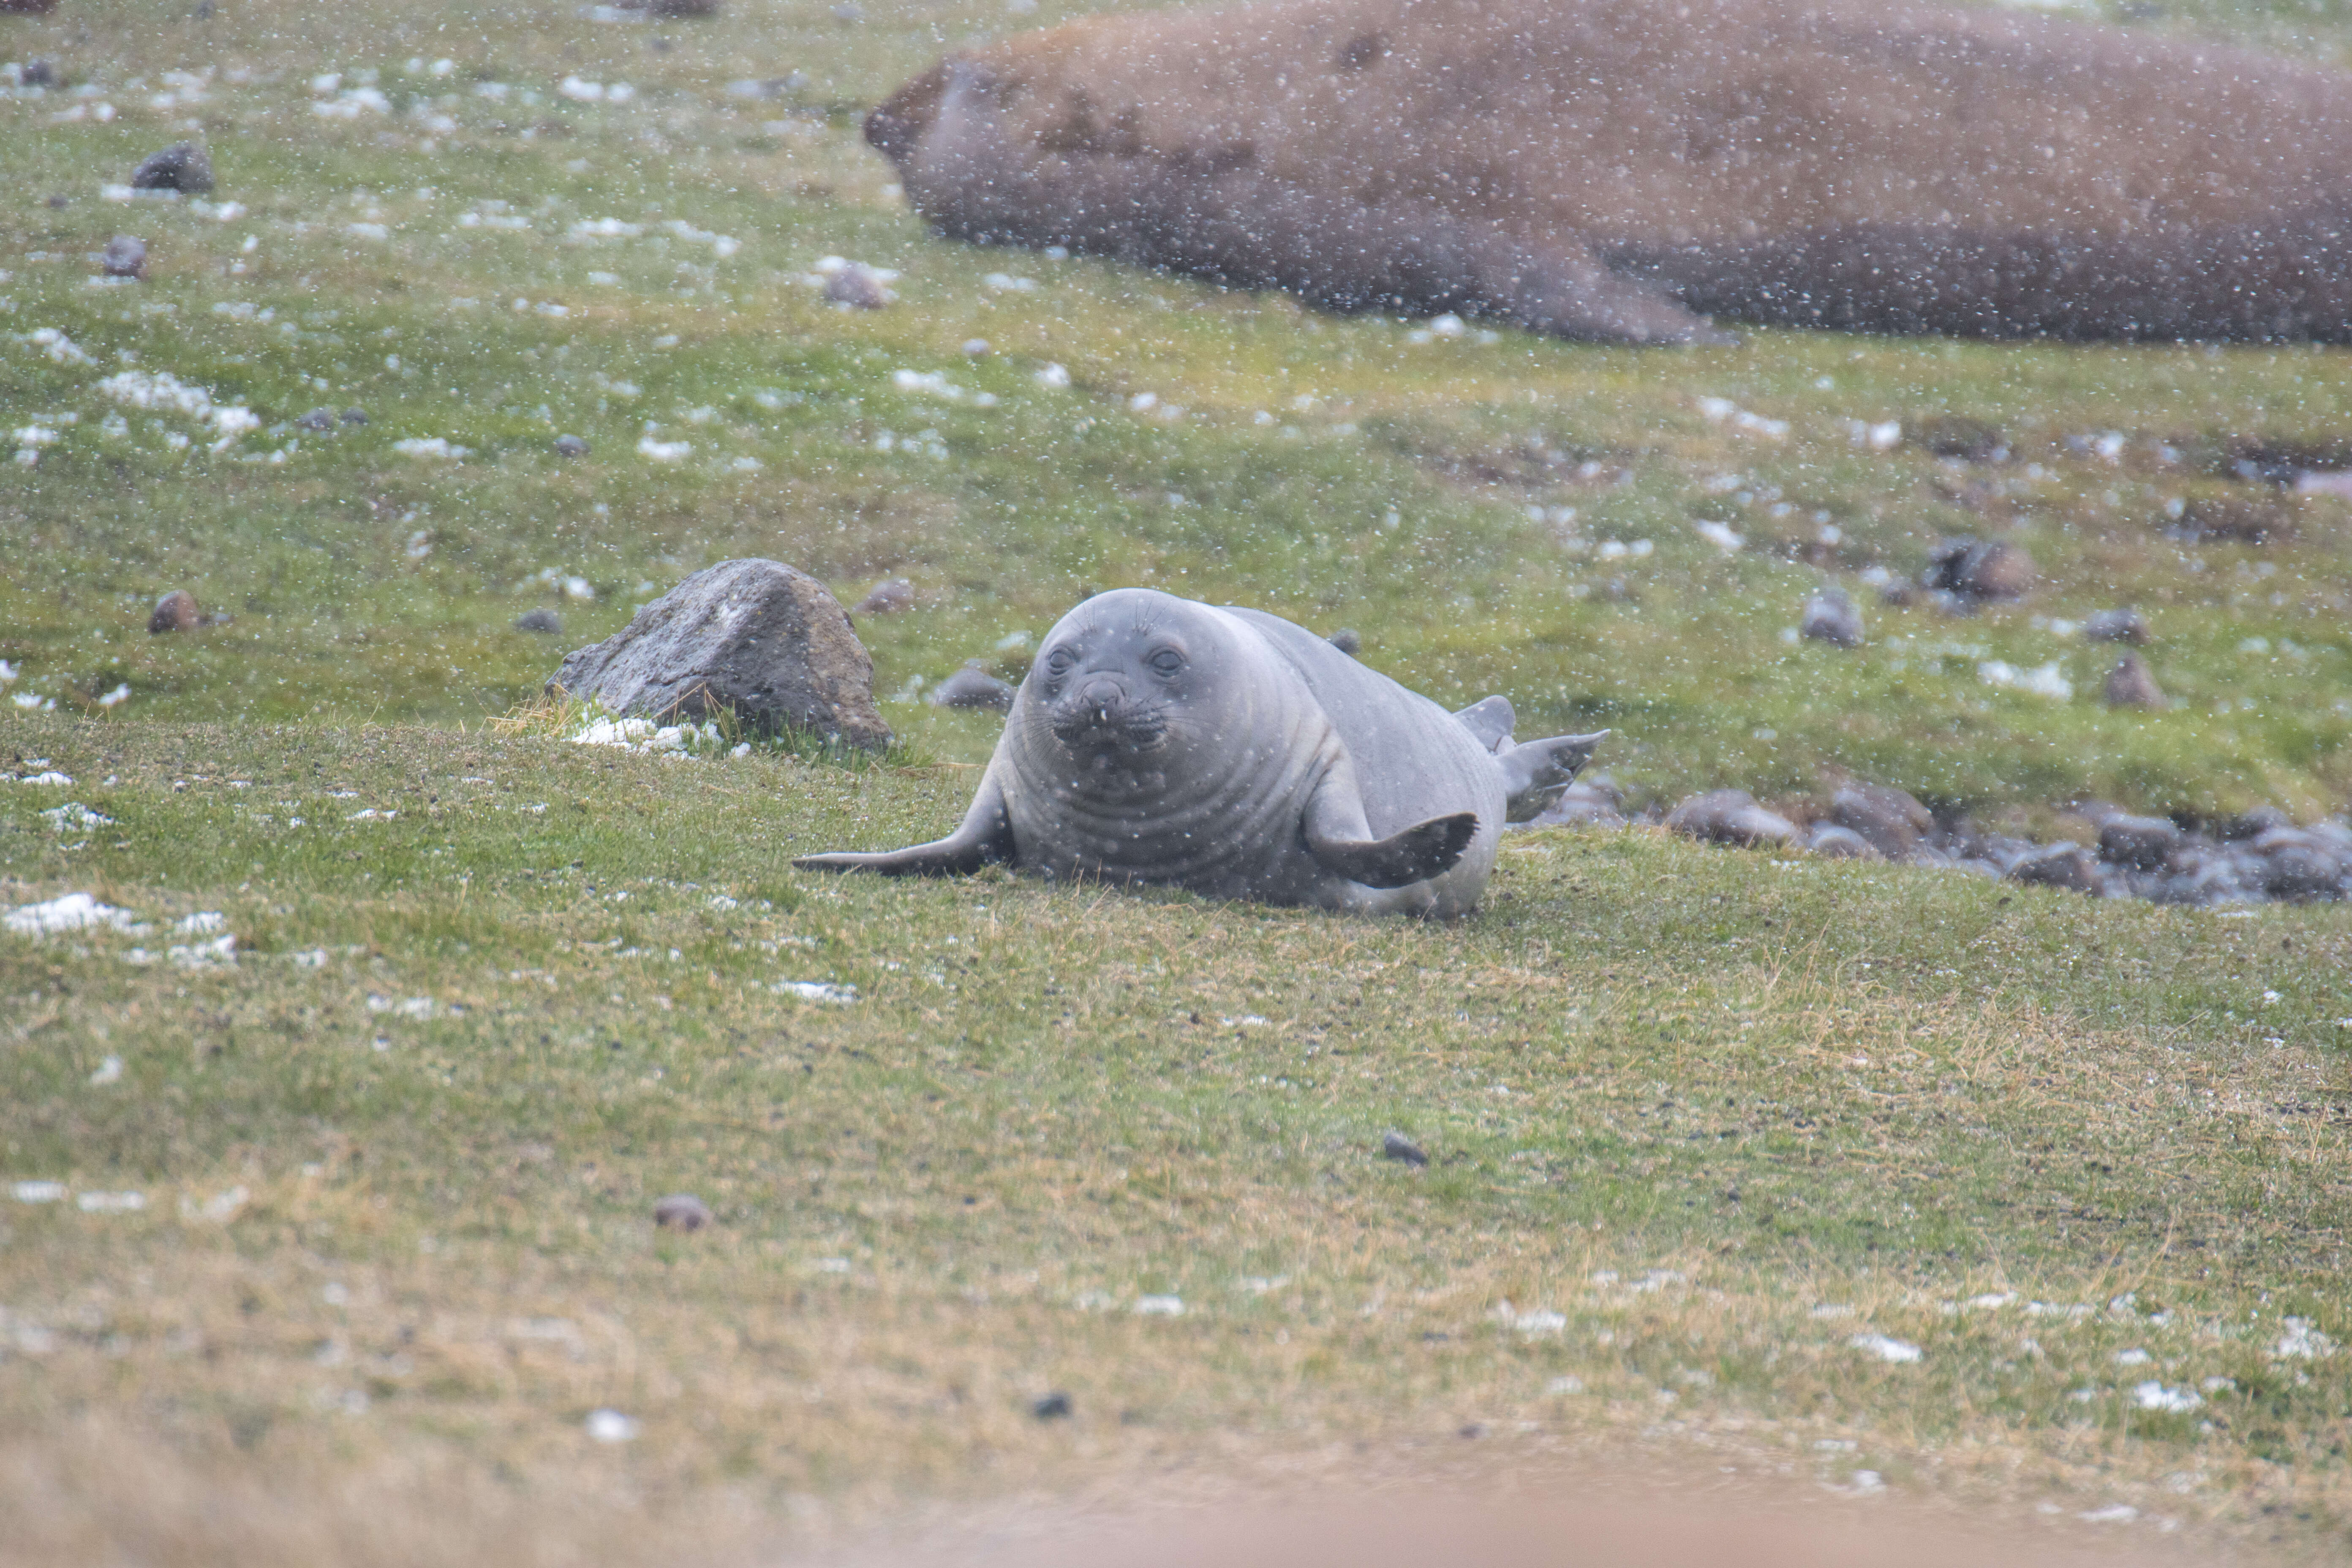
[550,559,891,749]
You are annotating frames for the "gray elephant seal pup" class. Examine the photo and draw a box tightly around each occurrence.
[867,0,2352,343]
[795,590,1604,916]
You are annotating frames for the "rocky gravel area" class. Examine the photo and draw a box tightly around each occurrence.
[1524,776,2352,906]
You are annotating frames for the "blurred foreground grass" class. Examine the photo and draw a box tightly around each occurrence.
[4,0,2352,1561]
[1,716,2349,1560]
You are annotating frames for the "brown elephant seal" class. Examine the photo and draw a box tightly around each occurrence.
[867,0,2352,343]
[795,589,1605,915]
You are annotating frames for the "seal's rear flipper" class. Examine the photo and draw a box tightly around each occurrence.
[1453,695,1515,753]
[795,769,1013,877]
[1499,730,1610,822]
[1307,811,1480,889]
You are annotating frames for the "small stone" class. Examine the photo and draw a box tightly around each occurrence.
[1665,789,1796,849]
[2249,828,2347,901]
[653,1192,712,1230]
[852,577,914,615]
[2082,607,2149,645]
[625,0,718,13]
[823,261,891,308]
[1799,588,1863,648]
[2216,806,2293,841]
[101,235,146,280]
[2008,842,2099,893]
[148,589,200,635]
[927,659,1016,713]
[1907,414,2008,463]
[130,140,214,195]
[294,408,336,432]
[554,433,590,457]
[1381,1130,1429,1167]
[2099,814,2181,872]
[2102,653,2166,710]
[20,58,59,86]
[514,607,564,634]
[1031,1391,1073,1420]
[340,407,369,425]
[962,338,992,357]
[1923,537,2034,601]
[1832,782,1933,858]
[552,559,892,749]
[1327,627,1362,656]
[1595,576,1638,603]
[1805,823,1879,860]
[46,192,69,208]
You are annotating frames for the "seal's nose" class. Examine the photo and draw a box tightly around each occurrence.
[1074,674,1127,720]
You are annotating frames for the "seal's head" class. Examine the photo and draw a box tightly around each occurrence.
[1021,589,1240,777]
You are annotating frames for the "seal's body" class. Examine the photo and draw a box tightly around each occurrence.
[868,0,2352,342]
[796,590,1604,916]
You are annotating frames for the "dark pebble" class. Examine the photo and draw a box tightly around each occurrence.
[1799,588,1863,648]
[340,407,369,425]
[852,577,914,615]
[2008,842,2099,893]
[130,140,214,196]
[2099,814,2180,872]
[101,235,146,280]
[1031,1391,1073,1420]
[148,589,200,635]
[22,60,59,90]
[823,263,890,309]
[1804,822,1878,860]
[1327,627,1362,656]
[1381,1130,1429,1168]
[927,660,1016,713]
[652,1193,712,1231]
[514,607,564,634]
[294,407,337,432]
[1830,782,1933,858]
[554,433,589,457]
[2102,653,2166,709]
[1924,537,2034,601]
[1665,789,1795,849]
[2083,607,2149,645]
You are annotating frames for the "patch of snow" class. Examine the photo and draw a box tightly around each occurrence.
[1977,660,2073,701]
[772,979,858,1004]
[2133,1381,2203,1413]
[76,1190,146,1214]
[584,1408,640,1442]
[1849,1333,1922,1364]
[5,893,139,936]
[1134,1294,1184,1317]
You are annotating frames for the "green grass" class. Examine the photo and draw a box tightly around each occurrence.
[3,0,2352,1560]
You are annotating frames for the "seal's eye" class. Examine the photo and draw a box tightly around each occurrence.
[1043,647,1077,676]
[1147,648,1185,677]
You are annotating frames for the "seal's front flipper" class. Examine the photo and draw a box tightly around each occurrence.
[1498,730,1610,822]
[1307,812,1480,889]
[1453,695,1516,754]
[1302,756,1479,888]
[794,770,1014,877]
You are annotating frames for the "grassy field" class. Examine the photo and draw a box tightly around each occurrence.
[3,0,2352,1561]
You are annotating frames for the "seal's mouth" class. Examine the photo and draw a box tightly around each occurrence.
[1048,702,1169,754]
[1046,679,1170,754]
